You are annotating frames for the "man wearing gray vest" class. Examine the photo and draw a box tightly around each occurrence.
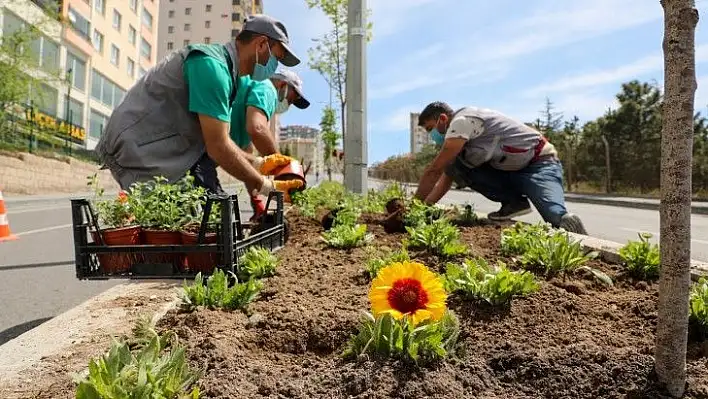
[413,101,588,235]
[95,14,303,201]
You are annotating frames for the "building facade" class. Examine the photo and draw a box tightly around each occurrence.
[0,0,160,149]
[279,125,322,177]
[157,0,263,60]
[410,111,432,154]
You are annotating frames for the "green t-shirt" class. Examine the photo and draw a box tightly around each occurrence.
[183,48,234,123]
[229,75,277,149]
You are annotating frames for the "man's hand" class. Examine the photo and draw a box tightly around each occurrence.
[253,153,296,175]
[274,179,305,202]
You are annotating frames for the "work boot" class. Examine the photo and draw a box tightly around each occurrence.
[559,213,588,235]
[488,199,532,221]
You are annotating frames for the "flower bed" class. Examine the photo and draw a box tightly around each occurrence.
[51,182,708,398]
[154,193,707,398]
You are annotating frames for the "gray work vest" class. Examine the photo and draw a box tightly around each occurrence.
[95,43,239,189]
[454,106,553,171]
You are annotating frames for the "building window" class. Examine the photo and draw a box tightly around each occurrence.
[127,57,135,77]
[140,38,152,60]
[92,30,104,53]
[129,0,137,12]
[67,7,91,42]
[184,23,190,31]
[231,29,239,37]
[183,39,189,46]
[89,109,108,139]
[63,96,84,127]
[205,4,211,11]
[168,10,174,18]
[94,0,105,15]
[185,7,191,15]
[110,44,120,66]
[112,9,121,30]
[91,69,125,108]
[142,8,153,30]
[204,37,210,44]
[167,26,174,33]
[233,0,240,4]
[28,82,58,117]
[128,25,136,45]
[66,52,87,91]
[205,20,210,28]
[232,13,240,21]
[167,42,173,50]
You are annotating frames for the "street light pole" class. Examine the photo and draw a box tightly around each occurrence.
[344,0,367,194]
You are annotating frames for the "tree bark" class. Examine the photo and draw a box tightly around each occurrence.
[655,0,698,397]
[601,134,612,193]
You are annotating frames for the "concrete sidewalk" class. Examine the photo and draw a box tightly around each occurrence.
[373,178,708,215]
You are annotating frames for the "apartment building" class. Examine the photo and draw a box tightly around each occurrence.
[0,0,159,149]
[410,111,432,153]
[157,0,263,60]
[279,125,323,176]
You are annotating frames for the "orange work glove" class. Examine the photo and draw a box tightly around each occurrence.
[274,179,305,203]
[252,154,295,175]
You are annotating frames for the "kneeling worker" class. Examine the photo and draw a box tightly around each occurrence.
[229,69,310,216]
[413,101,588,235]
[95,15,303,200]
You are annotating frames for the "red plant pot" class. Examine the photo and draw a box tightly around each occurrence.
[91,225,142,274]
[142,229,185,270]
[180,231,218,274]
[272,160,308,190]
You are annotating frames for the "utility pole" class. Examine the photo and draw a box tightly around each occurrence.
[344,0,367,193]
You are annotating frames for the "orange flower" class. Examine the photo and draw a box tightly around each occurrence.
[118,191,128,204]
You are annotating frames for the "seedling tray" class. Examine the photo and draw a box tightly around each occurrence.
[72,192,286,280]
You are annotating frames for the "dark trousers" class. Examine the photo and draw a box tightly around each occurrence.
[445,157,568,226]
[189,153,225,195]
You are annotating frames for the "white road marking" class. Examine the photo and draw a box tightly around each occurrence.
[7,205,71,215]
[619,227,708,245]
[15,224,72,237]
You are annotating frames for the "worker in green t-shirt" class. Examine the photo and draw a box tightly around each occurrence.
[230,69,310,218]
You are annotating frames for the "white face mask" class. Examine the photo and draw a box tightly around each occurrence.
[275,85,290,114]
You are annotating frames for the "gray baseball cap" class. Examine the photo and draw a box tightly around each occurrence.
[242,14,300,67]
[272,69,310,109]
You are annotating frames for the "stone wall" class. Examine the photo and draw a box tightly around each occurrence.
[0,151,246,195]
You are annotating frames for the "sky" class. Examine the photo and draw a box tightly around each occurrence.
[263,0,708,164]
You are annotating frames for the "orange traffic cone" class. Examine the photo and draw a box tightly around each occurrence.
[0,189,17,242]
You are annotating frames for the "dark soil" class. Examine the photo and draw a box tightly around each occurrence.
[159,211,708,399]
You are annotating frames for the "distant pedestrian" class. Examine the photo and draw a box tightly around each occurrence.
[413,101,588,234]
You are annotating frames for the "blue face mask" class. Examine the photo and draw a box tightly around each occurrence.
[430,128,445,146]
[252,43,278,81]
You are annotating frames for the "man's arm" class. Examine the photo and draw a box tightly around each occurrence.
[246,106,278,155]
[199,114,264,193]
[414,137,466,201]
[424,173,453,205]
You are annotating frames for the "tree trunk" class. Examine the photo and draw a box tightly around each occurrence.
[601,134,612,193]
[654,0,698,397]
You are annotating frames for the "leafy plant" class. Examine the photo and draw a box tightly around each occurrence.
[445,258,539,306]
[322,223,373,248]
[619,232,661,280]
[365,246,410,278]
[75,320,201,399]
[520,230,613,286]
[406,218,467,257]
[361,182,407,214]
[291,180,349,218]
[127,174,206,231]
[181,269,262,311]
[500,222,553,256]
[342,311,460,364]
[690,278,708,332]
[238,246,279,280]
[332,201,361,227]
[404,199,445,228]
[453,203,478,225]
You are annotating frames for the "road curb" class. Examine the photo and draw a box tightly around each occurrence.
[371,178,708,215]
[0,281,181,388]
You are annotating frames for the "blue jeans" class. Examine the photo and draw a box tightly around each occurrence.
[445,158,568,227]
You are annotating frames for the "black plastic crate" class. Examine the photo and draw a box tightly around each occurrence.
[72,192,286,280]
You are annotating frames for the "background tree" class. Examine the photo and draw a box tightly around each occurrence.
[305,0,372,146]
[654,0,698,396]
[320,106,340,180]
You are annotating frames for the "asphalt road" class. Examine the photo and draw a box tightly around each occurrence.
[0,178,317,345]
[1,176,707,345]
